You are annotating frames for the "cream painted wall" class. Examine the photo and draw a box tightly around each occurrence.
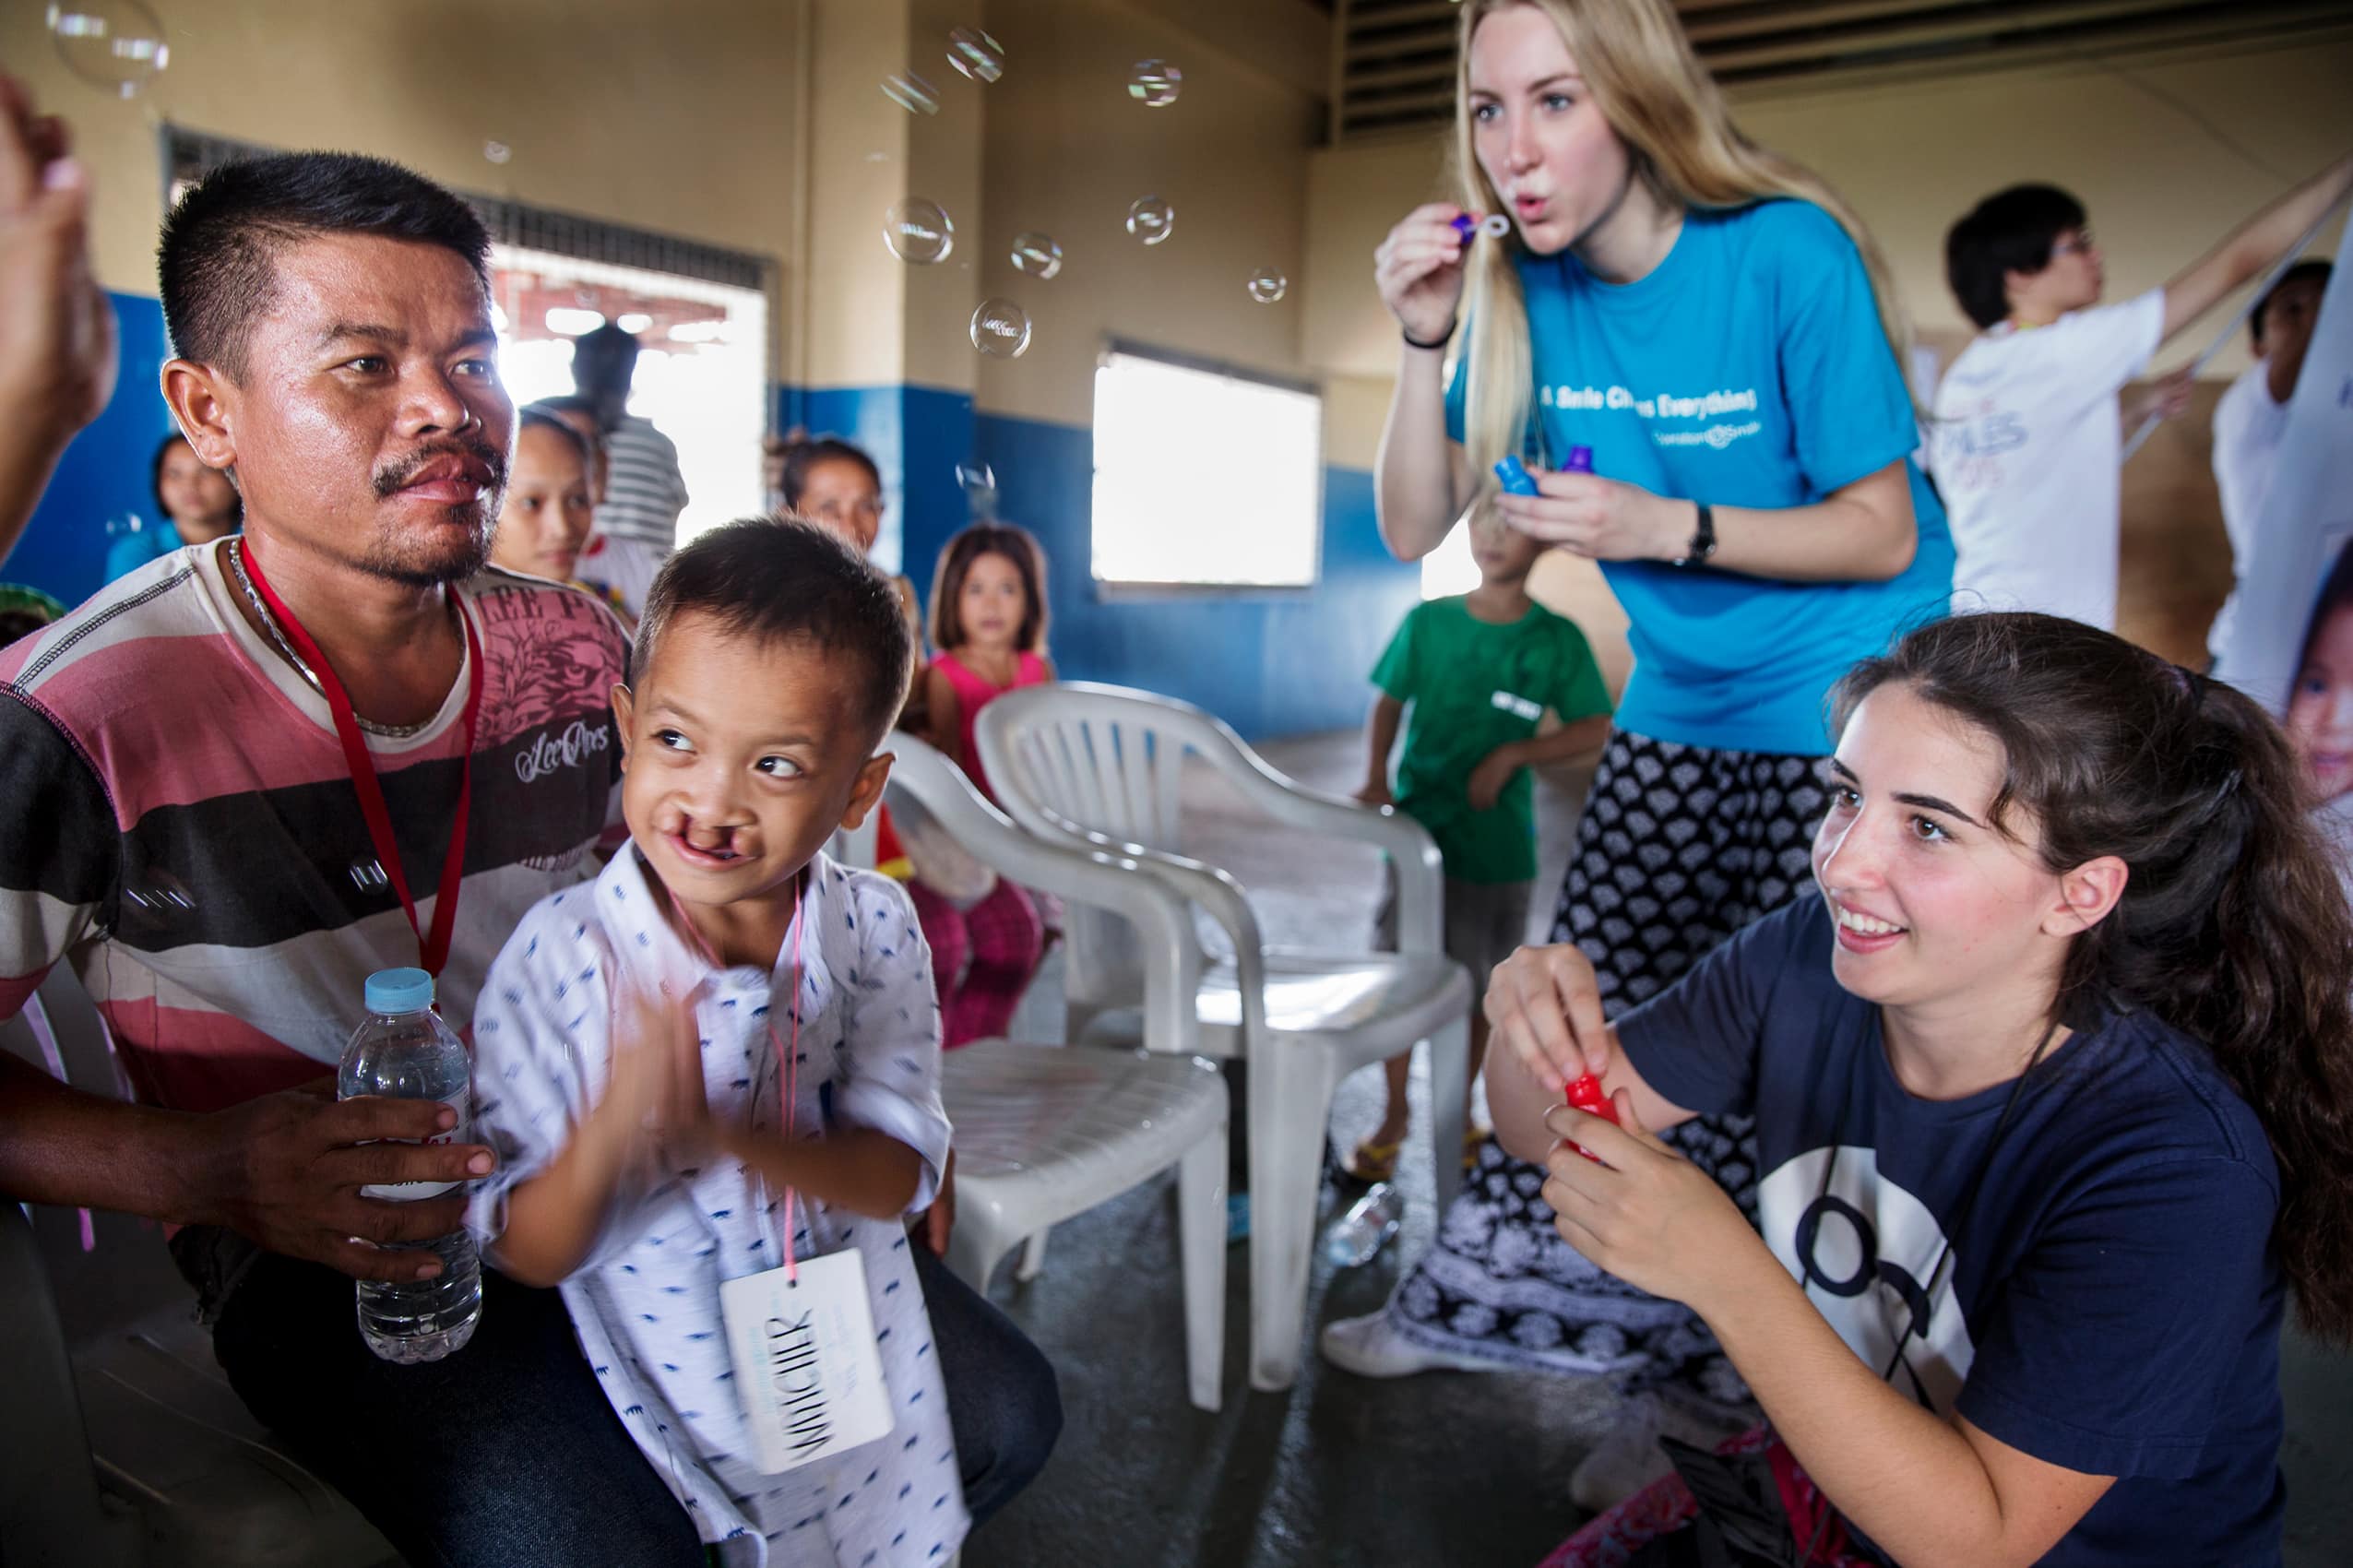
[807,0,913,388]
[9,0,807,366]
[1735,35,2353,371]
[970,0,1324,427]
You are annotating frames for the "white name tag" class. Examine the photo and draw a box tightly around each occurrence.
[1491,690,1542,722]
[719,1249,895,1474]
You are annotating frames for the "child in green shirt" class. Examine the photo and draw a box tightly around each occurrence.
[1349,503,1613,1181]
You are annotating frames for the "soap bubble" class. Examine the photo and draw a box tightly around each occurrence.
[969,300,1032,359]
[1124,196,1174,246]
[483,140,512,165]
[46,2,170,99]
[1010,232,1064,279]
[350,858,391,897]
[957,463,1000,520]
[103,513,144,539]
[1246,268,1288,304]
[946,28,1004,84]
[882,72,941,114]
[883,198,955,265]
[1127,59,1181,108]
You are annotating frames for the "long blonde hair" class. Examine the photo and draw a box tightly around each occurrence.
[1452,0,1915,474]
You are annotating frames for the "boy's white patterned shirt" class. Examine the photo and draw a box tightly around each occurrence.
[466,847,968,1567]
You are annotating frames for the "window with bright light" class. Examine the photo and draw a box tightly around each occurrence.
[1090,348,1323,588]
[1421,517,1480,600]
[490,247,767,550]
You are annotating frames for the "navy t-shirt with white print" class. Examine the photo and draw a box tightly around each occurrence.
[1617,896,2285,1566]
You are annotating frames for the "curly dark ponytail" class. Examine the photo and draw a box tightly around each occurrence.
[1835,612,2353,1342]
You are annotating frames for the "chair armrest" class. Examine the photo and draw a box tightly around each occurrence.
[975,810,1271,1039]
[885,736,1206,1056]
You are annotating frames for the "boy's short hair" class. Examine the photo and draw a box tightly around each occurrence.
[633,516,913,742]
[1945,184,2087,329]
[158,152,490,378]
[2253,259,2333,350]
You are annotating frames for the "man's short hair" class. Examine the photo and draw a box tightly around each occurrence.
[571,324,642,398]
[158,152,490,378]
[1945,184,2086,330]
[2253,259,2333,350]
[633,516,914,742]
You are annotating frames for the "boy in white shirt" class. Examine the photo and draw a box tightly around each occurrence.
[2211,260,2333,665]
[467,517,966,1566]
[1932,158,2353,629]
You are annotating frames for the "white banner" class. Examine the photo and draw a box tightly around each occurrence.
[2214,212,2353,841]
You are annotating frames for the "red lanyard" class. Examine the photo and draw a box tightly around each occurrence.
[239,540,483,978]
[666,875,809,1280]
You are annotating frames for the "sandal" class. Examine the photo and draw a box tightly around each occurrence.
[1463,1123,1492,1173]
[1341,1134,1402,1184]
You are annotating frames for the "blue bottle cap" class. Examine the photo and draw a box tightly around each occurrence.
[364,967,435,1015]
[1565,445,1594,473]
[1450,212,1477,242]
[1492,455,1539,496]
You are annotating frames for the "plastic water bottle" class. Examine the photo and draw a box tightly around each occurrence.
[1320,1182,1405,1268]
[339,967,482,1363]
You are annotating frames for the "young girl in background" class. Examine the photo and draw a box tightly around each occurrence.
[2287,544,2353,808]
[924,523,1056,801]
[916,523,1057,1046]
[490,410,599,587]
[105,432,242,583]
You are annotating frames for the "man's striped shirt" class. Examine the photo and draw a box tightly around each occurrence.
[0,539,628,1112]
[593,415,689,551]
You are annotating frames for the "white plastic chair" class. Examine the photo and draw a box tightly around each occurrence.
[976,683,1473,1392]
[2,971,398,1566]
[885,735,1231,1412]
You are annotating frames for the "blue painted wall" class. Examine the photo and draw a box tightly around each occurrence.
[9,291,175,610]
[11,323,1419,740]
[786,383,1421,740]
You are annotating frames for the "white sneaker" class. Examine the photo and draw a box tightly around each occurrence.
[1318,1312,1507,1378]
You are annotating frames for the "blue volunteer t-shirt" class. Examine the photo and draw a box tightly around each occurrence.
[1617,897,2285,1566]
[1446,200,1953,755]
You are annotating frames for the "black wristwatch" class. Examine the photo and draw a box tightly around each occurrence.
[1674,501,1717,567]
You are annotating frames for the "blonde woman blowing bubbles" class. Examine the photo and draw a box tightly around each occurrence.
[1327,0,1954,1508]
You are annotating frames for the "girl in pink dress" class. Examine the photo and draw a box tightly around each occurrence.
[916,524,1057,1045]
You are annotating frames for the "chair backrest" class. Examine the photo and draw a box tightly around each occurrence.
[972,684,1213,1015]
[883,733,1202,1058]
[974,682,1215,854]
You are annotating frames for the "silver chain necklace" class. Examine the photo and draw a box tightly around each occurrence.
[224,539,434,740]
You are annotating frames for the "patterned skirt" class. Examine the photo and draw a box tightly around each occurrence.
[1385,730,1833,1409]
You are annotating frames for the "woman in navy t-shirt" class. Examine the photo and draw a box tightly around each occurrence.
[1331,0,1952,1478]
[1486,612,2353,1565]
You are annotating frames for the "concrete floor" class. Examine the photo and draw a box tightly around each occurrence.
[964,731,2353,1568]
[18,731,2348,1565]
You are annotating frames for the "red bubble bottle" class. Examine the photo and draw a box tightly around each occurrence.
[1563,1071,1618,1163]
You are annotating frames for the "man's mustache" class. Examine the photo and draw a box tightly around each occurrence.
[373,437,508,501]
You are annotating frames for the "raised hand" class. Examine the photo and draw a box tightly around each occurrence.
[1374,202,1473,346]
